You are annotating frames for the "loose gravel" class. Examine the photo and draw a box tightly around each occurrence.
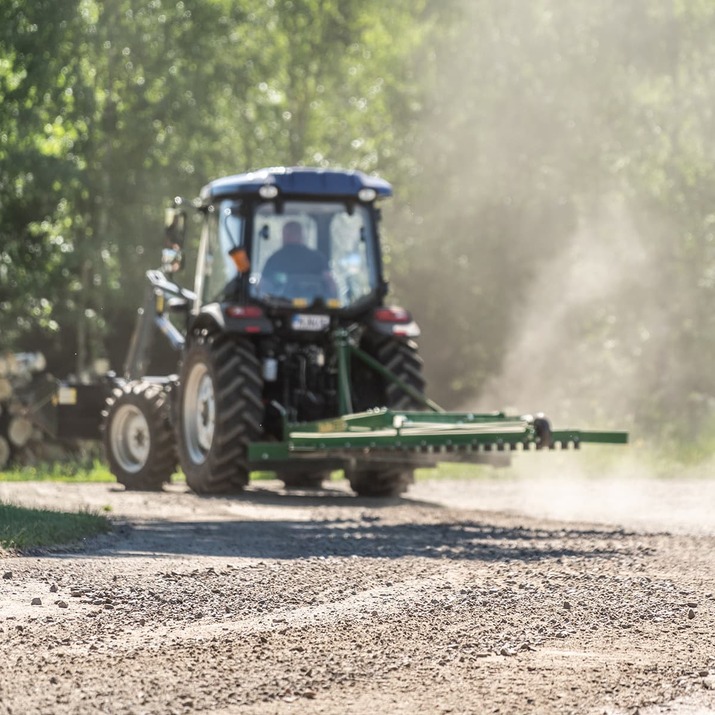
[1,466,714,714]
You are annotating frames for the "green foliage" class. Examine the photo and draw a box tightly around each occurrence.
[0,0,429,376]
[0,501,110,550]
[3,0,715,446]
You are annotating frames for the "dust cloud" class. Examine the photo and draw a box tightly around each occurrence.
[475,198,657,429]
[397,2,708,449]
[418,449,715,535]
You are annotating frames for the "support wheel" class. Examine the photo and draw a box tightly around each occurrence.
[533,415,553,449]
[278,470,330,490]
[346,464,414,498]
[103,381,177,491]
[177,336,263,494]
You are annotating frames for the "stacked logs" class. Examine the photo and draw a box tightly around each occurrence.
[0,352,68,469]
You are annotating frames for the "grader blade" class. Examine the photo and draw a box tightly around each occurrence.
[248,409,628,468]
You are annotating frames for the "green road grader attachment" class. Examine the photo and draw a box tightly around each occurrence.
[248,328,628,470]
[249,408,628,467]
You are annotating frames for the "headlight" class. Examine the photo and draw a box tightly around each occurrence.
[259,184,279,199]
[358,188,377,202]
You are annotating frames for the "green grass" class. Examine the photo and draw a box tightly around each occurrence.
[0,501,111,551]
[0,462,296,485]
[658,429,715,467]
[0,459,115,483]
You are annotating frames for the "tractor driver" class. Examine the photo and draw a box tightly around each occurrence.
[260,220,337,300]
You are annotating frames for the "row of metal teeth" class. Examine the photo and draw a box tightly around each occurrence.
[296,439,582,453]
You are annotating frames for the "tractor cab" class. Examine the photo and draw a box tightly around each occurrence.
[194,167,392,322]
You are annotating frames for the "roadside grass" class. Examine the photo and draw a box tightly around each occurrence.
[0,461,282,485]
[0,501,111,551]
[0,460,115,483]
[657,424,715,468]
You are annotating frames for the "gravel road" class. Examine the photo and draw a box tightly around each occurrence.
[1,453,715,714]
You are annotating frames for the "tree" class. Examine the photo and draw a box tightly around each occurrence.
[0,0,430,376]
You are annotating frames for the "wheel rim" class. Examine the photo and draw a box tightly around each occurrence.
[183,362,215,464]
[111,404,150,473]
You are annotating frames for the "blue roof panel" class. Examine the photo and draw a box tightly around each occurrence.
[200,166,393,202]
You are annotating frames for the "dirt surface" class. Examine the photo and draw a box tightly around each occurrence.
[2,454,715,714]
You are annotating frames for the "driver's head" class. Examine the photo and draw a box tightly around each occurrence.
[282,221,304,246]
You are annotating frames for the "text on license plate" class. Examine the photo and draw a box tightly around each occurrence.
[291,314,330,331]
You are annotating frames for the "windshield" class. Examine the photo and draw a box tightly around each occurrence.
[249,201,378,309]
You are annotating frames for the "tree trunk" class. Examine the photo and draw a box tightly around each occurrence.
[8,416,33,448]
[0,436,10,469]
[0,378,12,402]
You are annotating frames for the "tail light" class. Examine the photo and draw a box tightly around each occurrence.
[225,305,267,334]
[373,306,412,324]
[371,306,420,338]
[225,305,264,319]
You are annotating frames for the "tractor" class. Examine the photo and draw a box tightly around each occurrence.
[101,167,627,497]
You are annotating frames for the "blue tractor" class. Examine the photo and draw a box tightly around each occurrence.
[104,167,427,496]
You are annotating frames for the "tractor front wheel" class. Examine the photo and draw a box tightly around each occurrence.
[177,336,263,494]
[103,381,177,491]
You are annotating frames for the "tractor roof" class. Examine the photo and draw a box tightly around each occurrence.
[200,166,393,203]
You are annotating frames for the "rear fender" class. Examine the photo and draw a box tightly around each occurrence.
[190,306,224,336]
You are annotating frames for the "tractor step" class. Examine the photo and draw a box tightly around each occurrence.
[248,408,628,467]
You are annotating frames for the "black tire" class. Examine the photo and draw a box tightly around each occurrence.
[278,470,330,490]
[347,465,414,498]
[533,415,553,449]
[103,381,177,491]
[177,336,263,494]
[347,335,425,497]
[353,335,426,412]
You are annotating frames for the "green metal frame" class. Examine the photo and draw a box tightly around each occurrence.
[247,328,628,468]
[249,408,627,464]
[333,327,442,414]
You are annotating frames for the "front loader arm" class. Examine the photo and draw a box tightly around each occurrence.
[123,270,195,380]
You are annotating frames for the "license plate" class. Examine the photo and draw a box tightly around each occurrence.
[291,314,330,331]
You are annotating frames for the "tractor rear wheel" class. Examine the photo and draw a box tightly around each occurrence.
[376,336,426,410]
[353,335,426,412]
[177,336,263,494]
[347,335,426,497]
[103,381,176,491]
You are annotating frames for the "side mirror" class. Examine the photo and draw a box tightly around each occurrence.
[164,206,187,248]
[161,245,183,274]
[163,202,187,274]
